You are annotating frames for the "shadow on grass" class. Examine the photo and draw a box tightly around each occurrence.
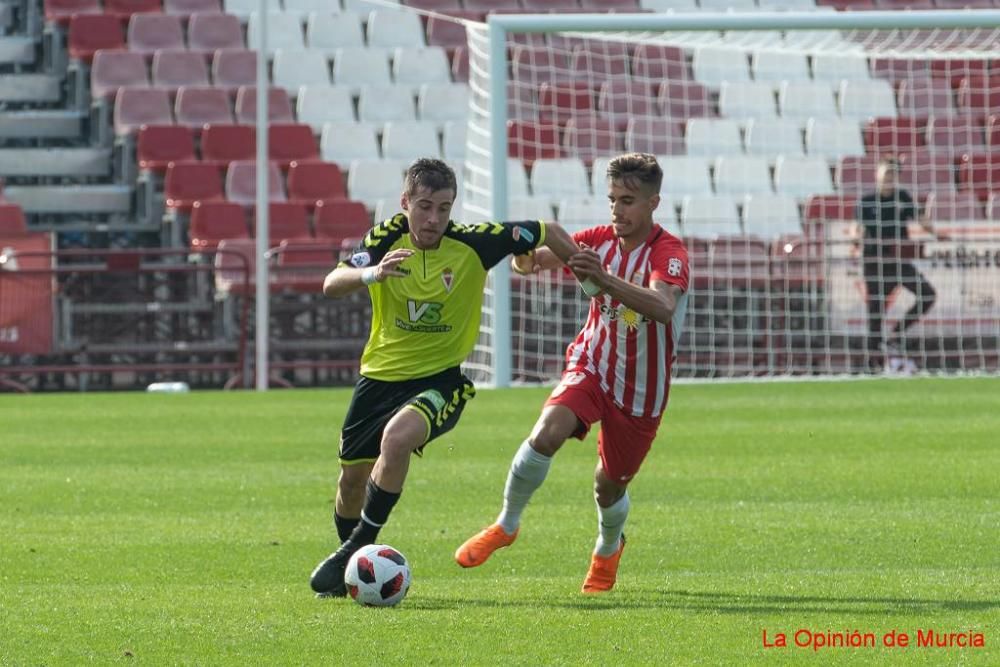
[405,589,999,614]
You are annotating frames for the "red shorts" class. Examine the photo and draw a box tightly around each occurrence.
[544,369,661,483]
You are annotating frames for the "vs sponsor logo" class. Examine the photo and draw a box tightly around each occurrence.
[407,300,443,324]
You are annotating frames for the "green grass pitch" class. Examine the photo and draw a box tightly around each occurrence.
[1,377,997,665]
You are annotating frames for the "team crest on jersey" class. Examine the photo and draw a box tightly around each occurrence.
[441,268,454,292]
[512,226,534,244]
[349,251,372,268]
[667,257,683,277]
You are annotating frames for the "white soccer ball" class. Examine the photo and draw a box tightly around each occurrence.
[344,544,411,607]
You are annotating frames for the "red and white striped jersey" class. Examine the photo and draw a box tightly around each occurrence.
[565,224,690,418]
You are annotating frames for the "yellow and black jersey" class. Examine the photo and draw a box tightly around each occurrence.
[338,214,546,381]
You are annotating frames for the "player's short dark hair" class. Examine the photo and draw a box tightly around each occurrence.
[404,158,457,198]
[606,153,663,196]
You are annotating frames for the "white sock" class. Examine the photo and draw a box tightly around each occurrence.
[594,492,629,557]
[496,440,552,534]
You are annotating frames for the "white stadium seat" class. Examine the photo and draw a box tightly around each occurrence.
[306,13,364,56]
[751,50,811,84]
[713,156,773,198]
[742,194,803,238]
[744,119,804,160]
[272,50,330,97]
[772,155,835,198]
[838,80,897,120]
[366,9,425,49]
[333,47,392,93]
[685,118,744,156]
[357,84,416,123]
[692,47,751,87]
[812,54,872,83]
[321,122,381,164]
[680,195,741,238]
[805,118,866,162]
[779,81,838,122]
[247,12,304,55]
[718,82,778,120]
[660,156,714,197]
[530,158,591,204]
[297,86,356,133]
[382,120,442,160]
[348,158,409,209]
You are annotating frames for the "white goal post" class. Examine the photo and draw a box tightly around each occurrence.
[460,9,1000,387]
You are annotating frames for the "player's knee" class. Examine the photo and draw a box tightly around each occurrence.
[594,480,625,507]
[380,430,420,465]
[337,467,367,505]
[529,428,565,457]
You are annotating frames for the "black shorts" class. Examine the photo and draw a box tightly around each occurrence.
[339,367,476,465]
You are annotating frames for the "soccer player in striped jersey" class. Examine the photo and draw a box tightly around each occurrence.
[455,153,690,593]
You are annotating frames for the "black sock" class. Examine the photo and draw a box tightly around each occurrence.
[334,513,360,544]
[346,478,401,548]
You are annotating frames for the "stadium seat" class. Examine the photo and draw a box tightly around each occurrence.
[136,125,196,174]
[189,200,249,251]
[679,196,741,238]
[556,197,611,231]
[508,196,554,222]
[631,44,688,83]
[287,160,347,210]
[923,191,983,222]
[284,0,342,19]
[382,120,442,160]
[105,0,161,22]
[530,158,591,204]
[898,152,955,197]
[571,44,630,83]
[562,115,622,164]
[417,83,469,128]
[707,237,770,290]
[211,49,257,93]
[812,54,872,83]
[314,198,372,243]
[272,50,332,98]
[45,0,101,26]
[297,86,356,133]
[247,12,306,55]
[956,74,1000,116]
[113,87,173,136]
[128,15,186,57]
[931,58,991,88]
[358,85,416,123]
[835,155,879,197]
[306,12,365,55]
[234,87,295,124]
[512,46,572,86]
[152,50,211,93]
[442,121,466,159]
[779,82,838,122]
[597,81,657,131]
[783,28,848,49]
[164,160,225,213]
[870,56,929,84]
[925,116,986,156]
[713,157,774,198]
[773,156,836,198]
[507,121,562,166]
[214,237,256,295]
[685,119,743,157]
[90,50,149,101]
[425,14,467,50]
[744,119,804,160]
[200,124,255,168]
[333,48,392,93]
[0,203,28,236]
[164,0,223,16]
[659,156,713,197]
[742,194,803,238]
[321,122,381,164]
[896,78,955,118]
[268,124,321,168]
[258,202,312,243]
[864,117,924,154]
[394,47,452,93]
[223,0,258,19]
[225,160,286,205]
[838,80,897,121]
[987,115,1000,152]
[367,9,426,48]
[537,81,594,125]
[347,159,410,209]
[751,50,811,84]
[451,46,469,83]
[68,15,125,64]
[658,80,715,119]
[691,47,751,88]
[623,118,683,156]
[187,14,244,55]
[805,118,866,162]
[718,82,778,120]
[959,153,1000,198]
[174,86,234,129]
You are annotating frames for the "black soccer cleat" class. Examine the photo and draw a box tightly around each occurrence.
[309,542,359,597]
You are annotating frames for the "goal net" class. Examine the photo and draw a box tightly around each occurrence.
[459,10,1000,385]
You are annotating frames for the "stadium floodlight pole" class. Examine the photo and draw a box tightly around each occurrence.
[254,0,270,391]
[484,9,1000,388]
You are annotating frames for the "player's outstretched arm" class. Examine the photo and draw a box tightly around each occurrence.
[511,222,578,275]
[323,248,413,298]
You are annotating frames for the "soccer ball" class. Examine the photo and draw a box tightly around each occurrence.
[344,544,411,607]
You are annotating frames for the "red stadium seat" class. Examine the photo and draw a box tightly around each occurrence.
[451,46,469,83]
[136,124,196,173]
[213,237,256,295]
[898,151,956,197]
[234,86,294,124]
[512,46,572,85]
[929,58,991,87]
[45,0,101,26]
[925,115,986,156]
[870,57,929,84]
[164,160,224,213]
[152,49,211,92]
[804,194,857,224]
[211,49,257,93]
[68,15,125,64]
[272,238,340,292]
[90,49,149,100]
[507,121,562,165]
[106,0,162,21]
[189,200,249,251]
[987,115,1000,151]
[957,152,1000,198]
[225,160,286,205]
[769,234,825,289]
[632,44,688,83]
[537,81,594,124]
[174,86,233,129]
[657,80,716,119]
[708,237,770,290]
[896,78,955,118]
[287,160,347,210]
[425,14,467,49]
[923,191,984,221]
[256,202,311,243]
[864,117,925,154]
[624,118,684,156]
[128,14,186,57]
[597,80,657,131]
[268,124,320,168]
[562,114,622,165]
[201,124,255,167]
[164,0,222,15]
[0,203,28,237]
[113,87,173,136]
[835,155,879,197]
[187,13,244,55]
[314,199,371,243]
[956,74,1000,116]
[570,43,630,82]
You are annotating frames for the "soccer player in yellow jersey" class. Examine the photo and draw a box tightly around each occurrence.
[310,158,585,597]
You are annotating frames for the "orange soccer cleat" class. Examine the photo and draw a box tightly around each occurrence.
[581,534,626,594]
[454,524,518,568]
